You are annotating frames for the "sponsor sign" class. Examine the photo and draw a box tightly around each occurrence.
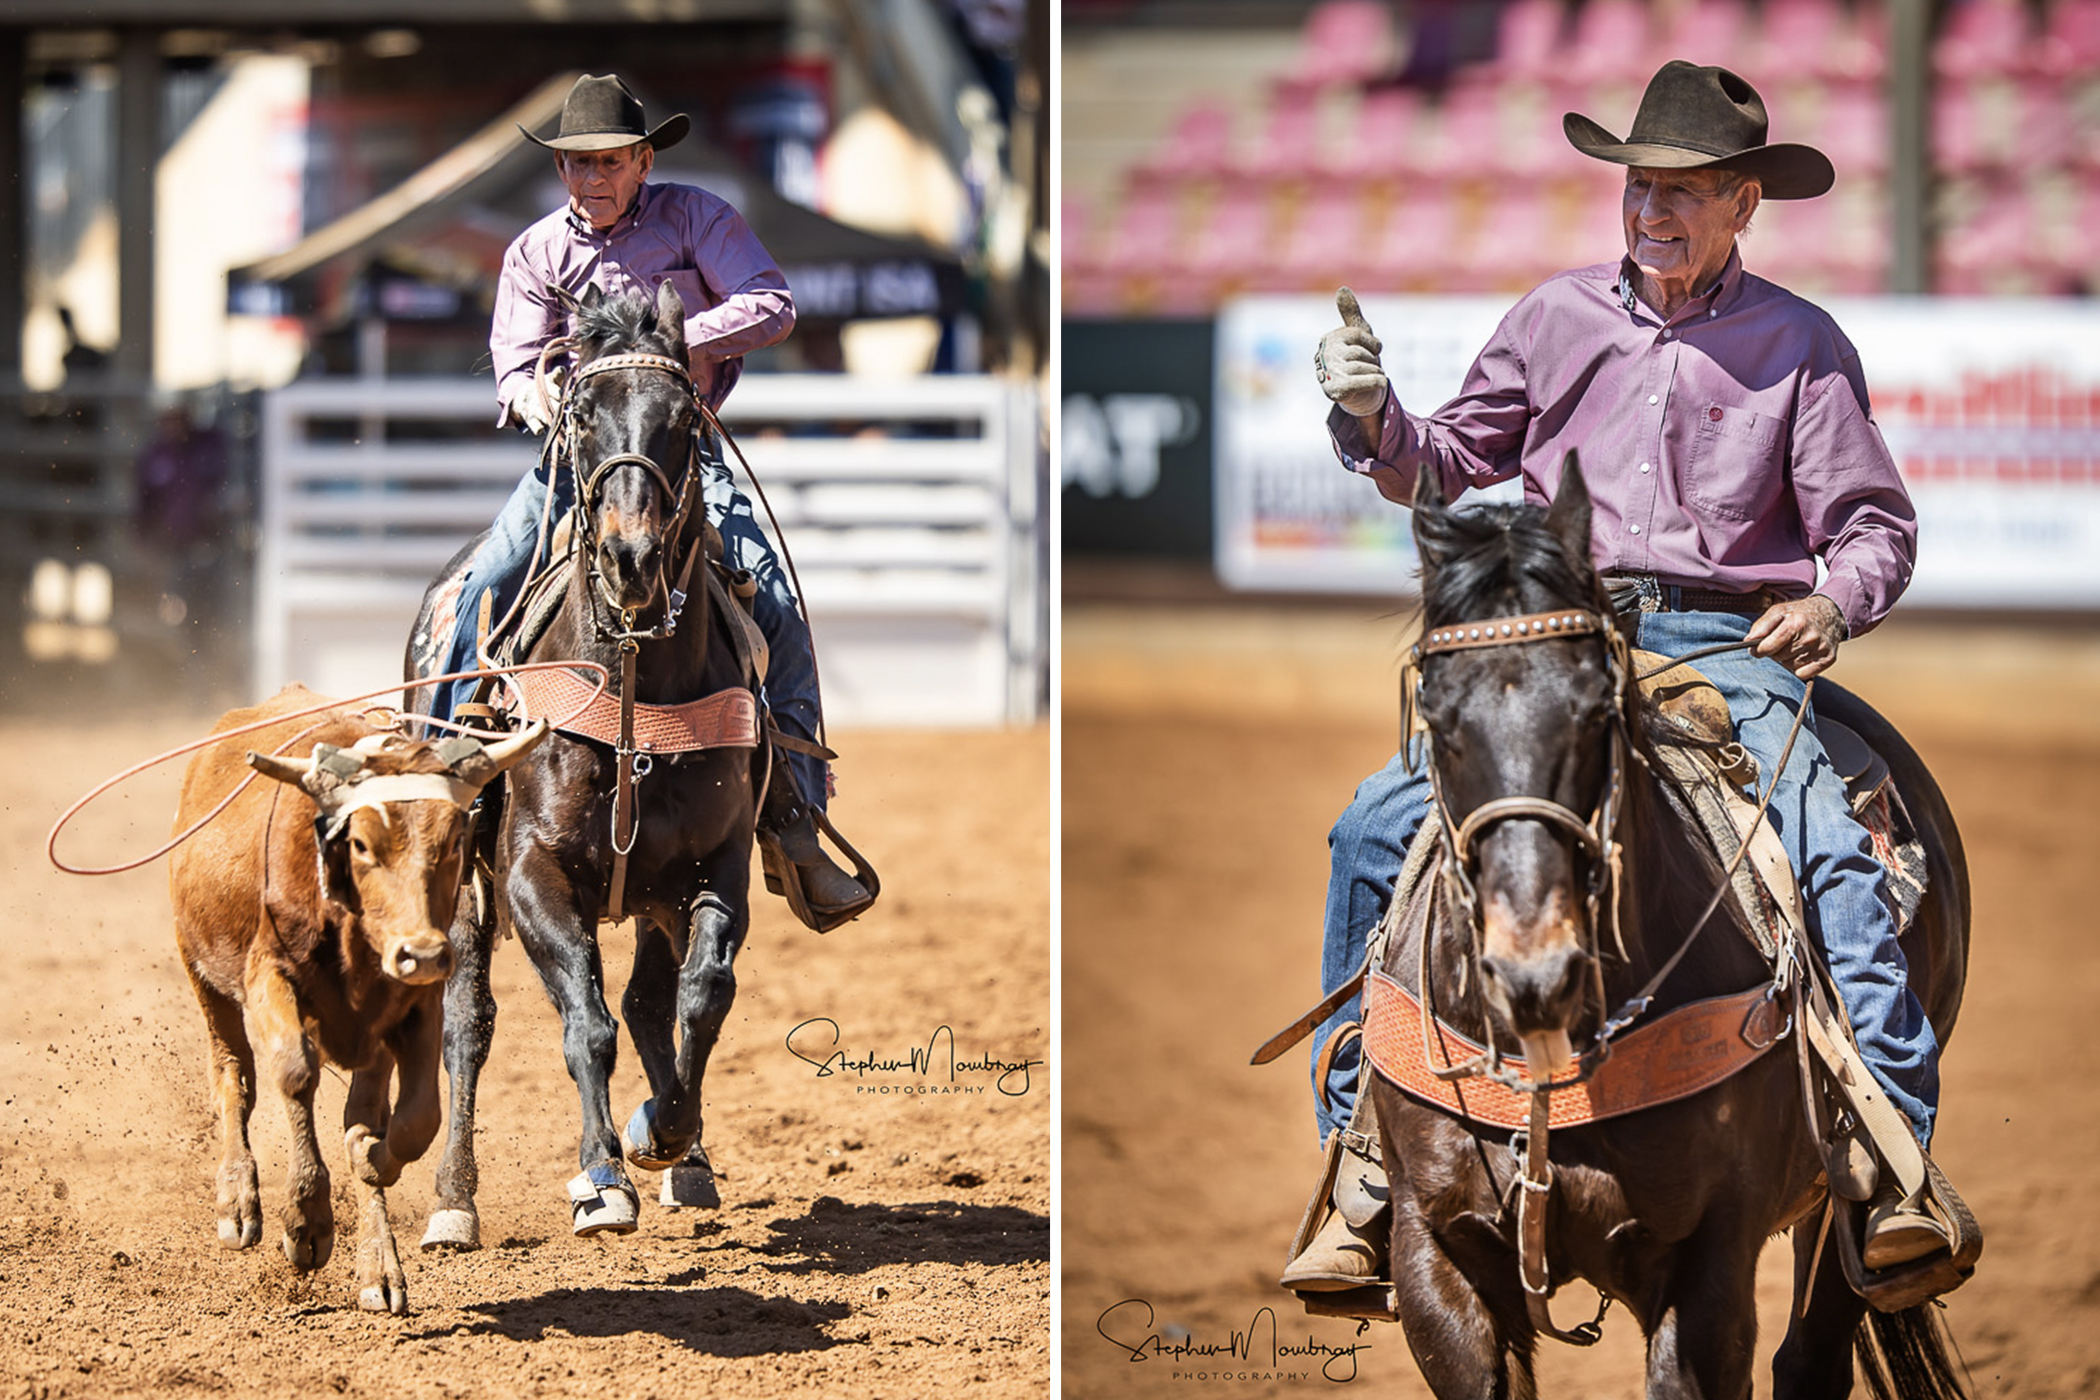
[1215,294,2100,606]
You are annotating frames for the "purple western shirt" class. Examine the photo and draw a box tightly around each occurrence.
[491,180,795,419]
[1331,250,1917,636]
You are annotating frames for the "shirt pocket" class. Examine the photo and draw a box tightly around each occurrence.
[1681,402,1786,523]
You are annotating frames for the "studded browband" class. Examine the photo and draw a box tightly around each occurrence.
[1415,608,1606,658]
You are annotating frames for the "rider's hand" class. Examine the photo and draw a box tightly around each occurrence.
[1747,594,1849,680]
[1316,288,1390,420]
[508,397,550,435]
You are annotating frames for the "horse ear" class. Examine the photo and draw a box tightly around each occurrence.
[1411,468,1454,574]
[653,279,688,357]
[1544,452,1594,566]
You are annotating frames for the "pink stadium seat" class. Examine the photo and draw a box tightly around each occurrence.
[1238,88,1324,184]
[1758,0,1882,81]
[1457,186,1560,292]
[1935,0,2036,78]
[1822,84,1890,176]
[1662,0,1750,64]
[1484,0,1567,81]
[1936,189,2043,293]
[1566,0,1656,85]
[1278,186,1377,290]
[1279,0,1396,95]
[1184,186,1279,307]
[1318,86,1427,182]
[1361,192,1465,291]
[1135,101,1237,186]
[2039,0,2100,72]
[1092,182,1184,282]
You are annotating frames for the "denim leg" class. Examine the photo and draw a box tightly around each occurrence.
[701,452,828,809]
[1313,742,1433,1146]
[435,456,573,727]
[1635,610,1939,1146]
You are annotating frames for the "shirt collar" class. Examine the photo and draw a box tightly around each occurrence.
[564,181,652,239]
[1616,245,1746,323]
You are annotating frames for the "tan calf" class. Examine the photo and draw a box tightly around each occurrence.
[168,685,544,1312]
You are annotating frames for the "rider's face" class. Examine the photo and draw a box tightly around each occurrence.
[559,143,654,231]
[1622,165,1759,307]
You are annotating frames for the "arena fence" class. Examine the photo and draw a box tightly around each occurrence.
[255,374,1044,725]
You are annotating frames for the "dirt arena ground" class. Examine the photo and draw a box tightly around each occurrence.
[1064,601,2100,1398]
[0,711,1048,1400]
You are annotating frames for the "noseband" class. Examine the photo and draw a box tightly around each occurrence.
[563,350,705,640]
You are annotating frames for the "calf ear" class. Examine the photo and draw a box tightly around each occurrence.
[1544,452,1594,568]
[313,825,362,914]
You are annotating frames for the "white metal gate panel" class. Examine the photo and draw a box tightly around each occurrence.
[254,374,1043,725]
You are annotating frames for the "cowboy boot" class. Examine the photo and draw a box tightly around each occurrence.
[1863,1182,1953,1271]
[757,760,877,933]
[1279,1098,1391,1292]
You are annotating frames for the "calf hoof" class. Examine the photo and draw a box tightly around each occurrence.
[217,1159,261,1249]
[622,1101,686,1172]
[217,1213,262,1250]
[420,1208,481,1252]
[567,1165,639,1237]
[659,1145,721,1210]
[357,1214,410,1314]
[281,1223,334,1272]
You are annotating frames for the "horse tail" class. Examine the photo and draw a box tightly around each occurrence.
[1853,1302,1969,1400]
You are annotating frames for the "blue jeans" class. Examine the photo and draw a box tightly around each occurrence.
[1311,605,1938,1149]
[432,442,829,808]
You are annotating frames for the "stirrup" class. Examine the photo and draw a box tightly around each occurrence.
[1833,1153,1981,1311]
[757,805,880,933]
[1279,1087,1396,1320]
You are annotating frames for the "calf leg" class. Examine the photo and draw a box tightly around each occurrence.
[246,968,331,1271]
[424,905,495,1251]
[184,966,261,1249]
[343,1054,408,1314]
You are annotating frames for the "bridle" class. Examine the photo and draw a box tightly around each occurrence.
[559,347,707,643]
[1405,606,1635,1094]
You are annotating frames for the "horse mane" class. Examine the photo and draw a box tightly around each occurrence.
[572,289,667,361]
[1417,500,1603,628]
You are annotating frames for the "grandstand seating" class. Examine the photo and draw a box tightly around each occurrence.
[1066,0,2100,315]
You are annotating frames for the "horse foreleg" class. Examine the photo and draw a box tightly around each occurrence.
[512,874,633,1236]
[1641,1232,1762,1400]
[424,904,496,1251]
[343,1052,408,1314]
[1772,1207,1869,1400]
[618,919,684,1169]
[1391,1197,1539,1400]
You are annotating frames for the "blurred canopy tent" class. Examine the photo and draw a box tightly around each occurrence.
[228,71,967,330]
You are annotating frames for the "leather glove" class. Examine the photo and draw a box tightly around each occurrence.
[508,396,550,436]
[1315,287,1389,419]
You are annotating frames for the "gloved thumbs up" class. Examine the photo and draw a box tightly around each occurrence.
[1316,286,1389,418]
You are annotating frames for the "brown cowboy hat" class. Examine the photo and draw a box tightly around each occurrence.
[520,73,689,153]
[1563,60,1834,200]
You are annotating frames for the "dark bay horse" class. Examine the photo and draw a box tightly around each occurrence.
[1374,460,1968,1398]
[406,279,759,1242]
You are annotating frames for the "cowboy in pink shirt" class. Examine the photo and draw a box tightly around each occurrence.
[429,74,873,932]
[1285,62,1957,1300]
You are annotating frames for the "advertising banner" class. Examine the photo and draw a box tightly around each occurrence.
[1215,294,2100,607]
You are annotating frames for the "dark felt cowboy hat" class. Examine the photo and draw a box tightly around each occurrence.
[521,73,689,153]
[1563,60,1834,200]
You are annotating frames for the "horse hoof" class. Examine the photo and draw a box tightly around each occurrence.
[568,1167,639,1237]
[622,1102,683,1172]
[420,1208,481,1252]
[660,1149,721,1210]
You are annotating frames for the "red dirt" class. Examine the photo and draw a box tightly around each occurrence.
[1063,604,2100,1398]
[1,717,1048,1400]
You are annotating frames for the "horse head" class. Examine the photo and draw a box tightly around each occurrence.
[564,279,701,622]
[1411,456,1624,1084]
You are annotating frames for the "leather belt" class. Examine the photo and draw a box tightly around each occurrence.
[1603,572,1781,620]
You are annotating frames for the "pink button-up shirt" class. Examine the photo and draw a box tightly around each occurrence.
[1332,250,1917,636]
[490,180,794,419]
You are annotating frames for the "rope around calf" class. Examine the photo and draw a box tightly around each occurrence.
[46,659,611,877]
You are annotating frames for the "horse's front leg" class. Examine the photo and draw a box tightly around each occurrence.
[509,847,635,1236]
[1772,1205,1868,1400]
[1641,1224,1762,1400]
[1391,1191,1539,1399]
[423,897,497,1251]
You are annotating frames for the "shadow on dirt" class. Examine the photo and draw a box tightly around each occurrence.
[757,1195,1049,1274]
[435,1285,852,1355]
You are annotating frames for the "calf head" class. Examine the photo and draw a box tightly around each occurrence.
[247,720,550,984]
